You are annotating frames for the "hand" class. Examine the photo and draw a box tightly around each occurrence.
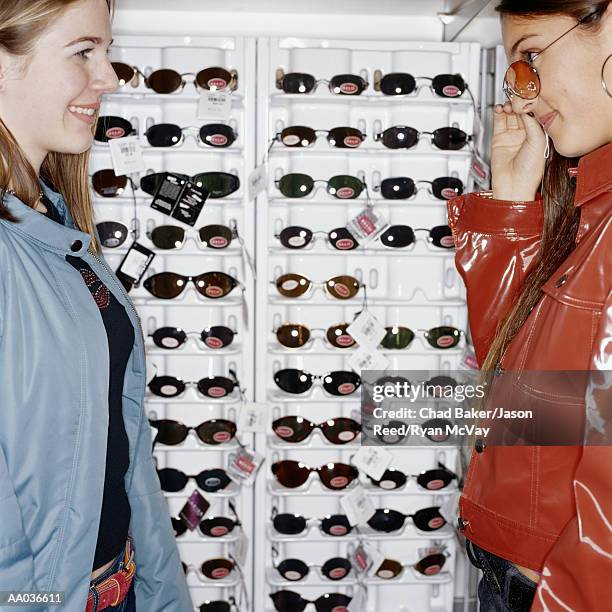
[491,101,547,201]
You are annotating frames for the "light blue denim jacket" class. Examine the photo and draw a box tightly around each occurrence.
[0,181,192,611]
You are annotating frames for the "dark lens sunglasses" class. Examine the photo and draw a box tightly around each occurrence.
[375,72,466,97]
[198,597,237,612]
[92,169,130,198]
[275,323,356,349]
[276,70,368,95]
[149,325,237,350]
[274,368,361,396]
[144,123,237,148]
[274,273,362,300]
[96,221,130,248]
[271,507,353,537]
[186,557,236,580]
[374,125,471,150]
[149,418,237,446]
[148,223,238,250]
[367,506,446,533]
[173,503,241,538]
[276,173,366,199]
[375,552,448,579]
[95,116,136,142]
[276,125,366,148]
[381,326,463,349]
[270,591,352,612]
[379,224,454,249]
[276,226,358,251]
[112,62,238,93]
[148,372,239,398]
[376,176,464,200]
[272,416,361,444]
[273,553,352,582]
[368,463,457,491]
[157,467,232,493]
[143,271,241,300]
[140,172,240,199]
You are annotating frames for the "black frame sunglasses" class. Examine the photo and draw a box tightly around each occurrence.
[275,173,367,199]
[147,223,239,250]
[374,176,464,200]
[157,466,232,493]
[273,368,361,396]
[143,271,241,300]
[149,418,238,446]
[276,69,368,95]
[275,125,366,148]
[374,125,471,150]
[271,507,353,537]
[148,371,239,398]
[274,322,356,349]
[149,325,237,350]
[375,71,467,97]
[272,416,361,444]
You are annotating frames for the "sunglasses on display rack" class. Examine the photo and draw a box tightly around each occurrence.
[274,369,361,396]
[271,507,353,537]
[274,273,362,300]
[272,416,361,444]
[173,502,241,538]
[270,591,351,612]
[149,418,237,446]
[148,372,239,398]
[380,326,464,349]
[274,125,367,148]
[275,173,367,199]
[198,597,237,612]
[149,325,237,350]
[144,123,237,148]
[275,323,356,349]
[181,557,237,579]
[360,418,453,445]
[367,463,457,491]
[374,552,448,579]
[96,221,131,248]
[143,271,241,300]
[112,62,238,93]
[148,223,238,250]
[374,126,471,150]
[276,226,359,251]
[367,506,447,533]
[374,71,467,97]
[157,466,232,493]
[276,69,368,95]
[272,550,352,582]
[271,460,359,490]
[375,176,464,200]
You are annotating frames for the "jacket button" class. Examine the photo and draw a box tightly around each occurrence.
[70,240,82,252]
[475,438,486,453]
[555,273,568,287]
[457,517,470,531]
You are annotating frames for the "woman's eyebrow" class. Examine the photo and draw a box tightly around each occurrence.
[65,36,104,47]
[510,34,537,56]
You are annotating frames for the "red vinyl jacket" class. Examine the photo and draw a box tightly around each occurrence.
[447,141,612,611]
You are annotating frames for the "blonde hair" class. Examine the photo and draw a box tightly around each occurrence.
[0,0,115,252]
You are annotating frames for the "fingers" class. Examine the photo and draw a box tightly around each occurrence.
[518,111,546,147]
[493,103,520,134]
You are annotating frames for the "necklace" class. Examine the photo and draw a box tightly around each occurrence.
[4,187,44,202]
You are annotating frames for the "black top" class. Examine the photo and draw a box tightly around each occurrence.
[42,195,133,569]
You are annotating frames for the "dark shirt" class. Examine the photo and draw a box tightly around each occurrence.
[42,195,133,569]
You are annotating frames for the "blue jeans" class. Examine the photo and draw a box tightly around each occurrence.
[466,540,537,612]
[88,541,136,612]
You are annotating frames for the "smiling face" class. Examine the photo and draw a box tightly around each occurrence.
[501,11,612,157]
[0,0,118,173]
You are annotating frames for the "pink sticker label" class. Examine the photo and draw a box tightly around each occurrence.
[426,479,445,490]
[338,382,356,395]
[161,337,180,348]
[106,127,126,139]
[210,134,228,146]
[275,426,294,438]
[441,187,458,199]
[331,607,348,612]
[205,336,224,349]
[357,214,376,235]
[282,134,300,146]
[335,238,355,250]
[333,283,351,298]
[436,335,455,348]
[209,236,229,248]
[442,85,461,97]
[288,236,306,247]
[379,479,397,490]
[207,386,227,398]
[213,431,231,443]
[208,78,227,89]
[205,285,224,298]
[336,186,355,199]
[211,567,230,579]
[330,476,349,488]
[377,569,395,579]
[235,454,255,474]
[285,570,302,581]
[424,564,441,575]
[472,160,486,180]
[329,567,348,579]
[160,384,177,396]
[281,279,299,291]
[440,236,455,248]
[428,517,445,530]
[330,525,348,536]
[210,526,229,537]
[336,334,355,347]
[339,82,358,94]
[344,135,362,147]
[338,430,356,442]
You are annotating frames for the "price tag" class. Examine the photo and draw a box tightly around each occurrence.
[197,91,232,120]
[115,241,155,288]
[227,446,264,486]
[347,310,387,348]
[170,179,209,226]
[108,136,145,175]
[232,530,249,566]
[439,490,460,527]
[178,490,210,531]
[340,485,375,526]
[237,402,269,433]
[347,586,368,612]
[469,151,490,189]
[346,206,388,244]
[248,163,268,200]
[351,446,392,481]
[348,345,389,373]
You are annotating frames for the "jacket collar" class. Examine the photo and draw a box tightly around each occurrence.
[574,141,612,207]
[1,179,91,257]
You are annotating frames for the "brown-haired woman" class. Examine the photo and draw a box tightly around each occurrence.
[448,1,611,610]
[0,1,191,610]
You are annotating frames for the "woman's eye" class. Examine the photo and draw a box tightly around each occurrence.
[76,48,94,59]
[522,51,539,62]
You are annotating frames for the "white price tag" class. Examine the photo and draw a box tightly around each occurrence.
[346,206,388,244]
[469,151,490,189]
[348,345,389,373]
[439,490,460,526]
[347,585,368,612]
[351,446,392,481]
[237,402,269,433]
[347,310,387,348]
[227,446,264,486]
[340,485,375,526]
[232,530,249,566]
[108,136,145,176]
[197,90,232,120]
[248,163,267,200]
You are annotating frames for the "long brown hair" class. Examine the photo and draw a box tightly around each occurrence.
[0,0,114,252]
[479,0,609,377]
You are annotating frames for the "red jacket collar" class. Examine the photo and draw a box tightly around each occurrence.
[574,141,612,207]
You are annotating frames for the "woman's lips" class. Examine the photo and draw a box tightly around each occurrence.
[538,111,558,131]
